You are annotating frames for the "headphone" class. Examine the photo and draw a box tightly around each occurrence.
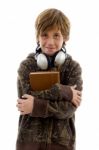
[35,45,67,70]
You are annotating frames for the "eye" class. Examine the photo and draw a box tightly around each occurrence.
[54,33,60,39]
[41,33,48,37]
[54,33,59,37]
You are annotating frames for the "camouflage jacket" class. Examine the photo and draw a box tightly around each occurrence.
[16,53,83,150]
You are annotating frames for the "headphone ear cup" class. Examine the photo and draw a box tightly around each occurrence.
[54,51,66,66]
[37,53,48,70]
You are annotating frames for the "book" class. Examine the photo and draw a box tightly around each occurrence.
[29,71,60,91]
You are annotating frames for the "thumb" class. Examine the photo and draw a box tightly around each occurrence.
[72,85,77,89]
[22,94,29,99]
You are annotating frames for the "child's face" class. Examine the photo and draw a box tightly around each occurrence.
[38,28,65,56]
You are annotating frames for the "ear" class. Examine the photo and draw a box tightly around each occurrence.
[64,35,69,43]
[66,35,69,41]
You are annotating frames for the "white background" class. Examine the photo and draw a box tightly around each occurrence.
[0,0,99,149]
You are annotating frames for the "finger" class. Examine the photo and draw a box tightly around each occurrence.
[20,111,26,115]
[73,99,81,107]
[18,108,22,111]
[18,106,24,112]
[16,104,22,111]
[73,102,78,107]
[17,99,23,104]
[72,99,78,107]
[73,85,77,88]
[76,99,81,106]
[75,101,80,107]
[22,94,29,99]
[16,103,21,108]
[77,95,82,101]
[20,111,24,115]
[77,91,82,96]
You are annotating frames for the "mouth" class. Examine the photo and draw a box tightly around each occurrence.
[44,47,56,56]
[46,47,55,51]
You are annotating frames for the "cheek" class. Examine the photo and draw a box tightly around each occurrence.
[39,41,46,52]
[56,41,63,49]
[39,42,45,49]
[39,38,46,46]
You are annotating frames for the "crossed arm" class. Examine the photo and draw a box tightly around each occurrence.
[16,58,83,119]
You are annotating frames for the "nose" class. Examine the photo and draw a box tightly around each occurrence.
[47,37,54,45]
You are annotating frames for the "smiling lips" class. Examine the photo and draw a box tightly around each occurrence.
[46,47,55,51]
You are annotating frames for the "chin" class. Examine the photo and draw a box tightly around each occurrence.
[46,52,55,56]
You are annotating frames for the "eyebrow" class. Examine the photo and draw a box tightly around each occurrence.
[40,30,62,35]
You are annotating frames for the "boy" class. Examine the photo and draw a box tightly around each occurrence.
[16,8,83,150]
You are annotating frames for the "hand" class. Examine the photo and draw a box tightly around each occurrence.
[71,85,82,107]
[16,94,34,115]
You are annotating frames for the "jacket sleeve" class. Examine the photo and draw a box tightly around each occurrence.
[31,97,76,119]
[30,83,73,102]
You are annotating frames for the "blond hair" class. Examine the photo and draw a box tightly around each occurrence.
[35,8,70,42]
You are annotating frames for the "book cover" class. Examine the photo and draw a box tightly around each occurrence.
[29,71,60,91]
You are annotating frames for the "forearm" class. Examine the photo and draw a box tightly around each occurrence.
[30,84,60,101]
[17,77,73,102]
[31,97,76,119]
[30,83,73,102]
